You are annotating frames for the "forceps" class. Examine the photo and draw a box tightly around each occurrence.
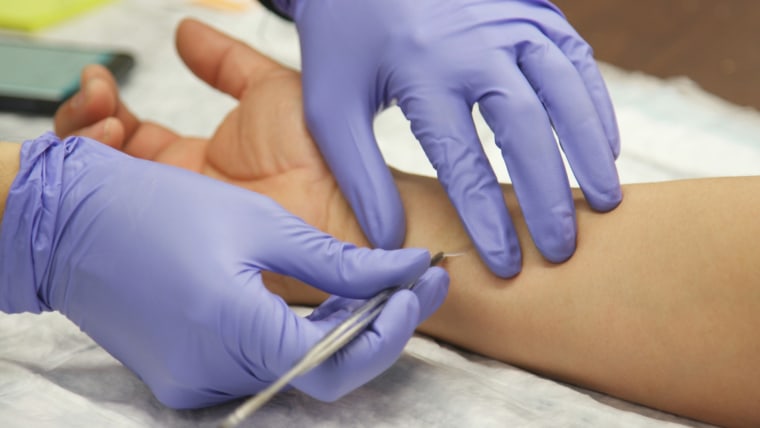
[219,251,451,428]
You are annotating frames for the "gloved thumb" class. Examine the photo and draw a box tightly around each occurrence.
[253,210,432,298]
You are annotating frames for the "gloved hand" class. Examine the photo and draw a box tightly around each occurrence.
[0,133,448,408]
[268,0,622,277]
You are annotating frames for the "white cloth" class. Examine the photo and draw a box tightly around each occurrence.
[2,1,757,426]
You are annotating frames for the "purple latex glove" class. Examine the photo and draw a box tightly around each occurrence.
[268,0,622,277]
[0,134,448,408]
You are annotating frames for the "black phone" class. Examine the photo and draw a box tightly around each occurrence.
[0,38,134,115]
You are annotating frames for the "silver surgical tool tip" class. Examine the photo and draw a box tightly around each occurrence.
[218,252,448,428]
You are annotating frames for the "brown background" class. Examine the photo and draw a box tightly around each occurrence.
[552,0,760,110]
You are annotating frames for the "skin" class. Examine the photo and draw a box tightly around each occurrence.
[0,143,21,215]
[52,18,760,428]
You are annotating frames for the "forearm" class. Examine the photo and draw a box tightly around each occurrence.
[271,171,759,426]
[0,142,21,219]
[395,172,759,428]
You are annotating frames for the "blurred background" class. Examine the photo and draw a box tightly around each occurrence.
[553,0,760,110]
[2,0,758,110]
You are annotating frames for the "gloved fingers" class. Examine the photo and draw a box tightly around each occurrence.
[476,66,577,263]
[522,6,621,157]
[302,85,406,250]
[406,266,448,324]
[565,50,620,159]
[175,18,285,100]
[307,266,449,326]
[235,269,446,402]
[291,277,446,402]
[398,89,521,278]
[517,40,622,212]
[254,211,431,298]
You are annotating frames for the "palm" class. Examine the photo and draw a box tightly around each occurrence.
[134,70,351,240]
[55,20,363,246]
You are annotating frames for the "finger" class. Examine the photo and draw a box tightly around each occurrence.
[54,64,141,147]
[406,266,448,324]
[175,18,285,99]
[176,19,401,240]
[292,280,445,401]
[81,65,142,139]
[241,287,417,402]
[235,267,447,401]
[477,64,577,264]
[509,3,621,157]
[566,48,621,159]
[303,83,407,250]
[254,204,431,298]
[76,66,178,160]
[71,117,126,149]
[122,122,182,160]
[399,89,521,278]
[517,38,622,212]
[54,68,117,137]
[307,266,449,325]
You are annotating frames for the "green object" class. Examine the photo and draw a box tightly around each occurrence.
[0,0,112,31]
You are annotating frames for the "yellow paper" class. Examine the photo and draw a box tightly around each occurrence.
[0,0,112,31]
[193,0,250,12]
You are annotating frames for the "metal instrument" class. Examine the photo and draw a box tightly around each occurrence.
[219,251,456,428]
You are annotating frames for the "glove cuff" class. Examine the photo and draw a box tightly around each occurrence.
[0,133,69,314]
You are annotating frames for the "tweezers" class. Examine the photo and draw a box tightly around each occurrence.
[218,251,448,428]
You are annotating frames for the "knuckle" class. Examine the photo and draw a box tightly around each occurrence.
[387,23,437,55]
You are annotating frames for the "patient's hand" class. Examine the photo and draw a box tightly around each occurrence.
[56,19,364,249]
[54,19,368,303]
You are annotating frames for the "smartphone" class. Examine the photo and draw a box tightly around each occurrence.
[0,38,134,115]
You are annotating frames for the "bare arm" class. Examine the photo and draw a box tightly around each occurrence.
[385,172,760,428]
[272,172,759,427]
